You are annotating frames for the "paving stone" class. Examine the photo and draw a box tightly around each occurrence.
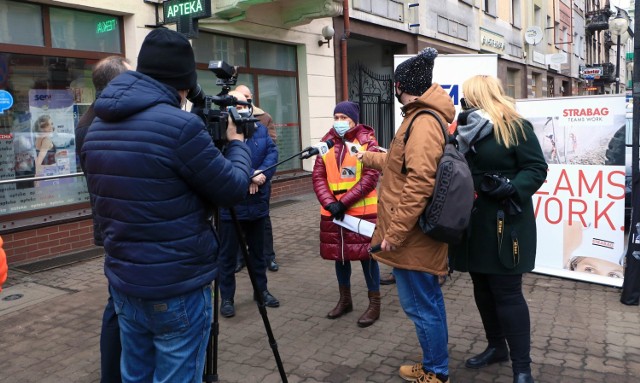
[1,193,639,382]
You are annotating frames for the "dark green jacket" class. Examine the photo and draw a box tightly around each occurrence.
[450,119,547,274]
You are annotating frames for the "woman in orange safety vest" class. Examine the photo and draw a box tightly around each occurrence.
[312,101,382,328]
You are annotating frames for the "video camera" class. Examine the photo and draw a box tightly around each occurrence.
[187,60,257,144]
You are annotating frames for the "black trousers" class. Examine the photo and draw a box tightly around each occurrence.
[469,272,532,374]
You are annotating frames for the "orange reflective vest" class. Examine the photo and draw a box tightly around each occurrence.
[320,140,377,217]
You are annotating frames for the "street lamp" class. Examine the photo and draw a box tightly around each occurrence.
[609,7,630,93]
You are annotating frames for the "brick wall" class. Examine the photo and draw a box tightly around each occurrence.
[3,220,95,265]
[3,173,313,265]
[271,173,313,201]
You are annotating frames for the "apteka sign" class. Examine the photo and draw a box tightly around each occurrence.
[163,0,211,23]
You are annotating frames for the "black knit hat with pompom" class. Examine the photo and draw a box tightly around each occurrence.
[394,47,438,96]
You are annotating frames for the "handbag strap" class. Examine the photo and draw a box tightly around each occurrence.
[401,110,448,174]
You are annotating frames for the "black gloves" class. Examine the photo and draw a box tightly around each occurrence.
[325,201,347,221]
[480,173,516,200]
[480,173,521,215]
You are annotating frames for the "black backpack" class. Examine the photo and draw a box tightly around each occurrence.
[402,110,475,244]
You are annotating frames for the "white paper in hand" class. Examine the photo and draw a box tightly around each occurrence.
[333,214,375,238]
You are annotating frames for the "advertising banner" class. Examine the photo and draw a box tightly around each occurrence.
[393,54,498,131]
[516,95,627,287]
[28,89,77,183]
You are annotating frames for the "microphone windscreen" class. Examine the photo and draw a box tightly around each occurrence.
[325,139,335,149]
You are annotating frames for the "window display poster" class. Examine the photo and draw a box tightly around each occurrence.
[516,95,627,287]
[28,89,77,184]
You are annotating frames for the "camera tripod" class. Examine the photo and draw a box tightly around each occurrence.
[203,206,288,383]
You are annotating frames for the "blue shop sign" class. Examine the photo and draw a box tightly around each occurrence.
[0,90,14,113]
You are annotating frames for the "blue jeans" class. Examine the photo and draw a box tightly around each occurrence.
[335,259,380,291]
[110,285,212,383]
[218,218,268,300]
[100,292,121,383]
[394,268,448,376]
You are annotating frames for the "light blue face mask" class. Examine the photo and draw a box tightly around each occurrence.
[333,121,350,136]
[238,109,252,118]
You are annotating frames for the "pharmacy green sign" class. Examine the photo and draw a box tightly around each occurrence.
[163,0,211,22]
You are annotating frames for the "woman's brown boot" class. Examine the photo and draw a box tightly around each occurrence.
[357,291,380,327]
[327,286,353,319]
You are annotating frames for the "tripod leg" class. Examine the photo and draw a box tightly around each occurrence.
[229,208,288,382]
[203,279,219,382]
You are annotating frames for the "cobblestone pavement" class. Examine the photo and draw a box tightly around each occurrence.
[1,193,639,383]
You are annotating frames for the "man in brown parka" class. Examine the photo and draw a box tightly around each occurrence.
[357,48,454,383]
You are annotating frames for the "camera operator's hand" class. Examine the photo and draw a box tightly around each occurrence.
[325,201,347,221]
[253,171,266,186]
[249,183,259,195]
[226,117,245,142]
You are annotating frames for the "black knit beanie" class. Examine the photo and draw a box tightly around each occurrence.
[137,28,197,91]
[394,47,438,96]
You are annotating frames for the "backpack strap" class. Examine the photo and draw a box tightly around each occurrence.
[401,109,449,174]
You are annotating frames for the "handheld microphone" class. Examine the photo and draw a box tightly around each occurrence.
[368,244,382,253]
[300,139,335,159]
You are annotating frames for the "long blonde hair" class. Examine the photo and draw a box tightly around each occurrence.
[462,75,526,148]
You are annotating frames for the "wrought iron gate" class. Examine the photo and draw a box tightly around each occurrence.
[348,63,395,148]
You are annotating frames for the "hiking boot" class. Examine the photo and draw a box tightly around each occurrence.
[415,371,449,383]
[399,362,423,381]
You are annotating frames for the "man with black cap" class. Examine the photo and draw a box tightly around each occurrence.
[81,27,252,382]
[357,48,455,383]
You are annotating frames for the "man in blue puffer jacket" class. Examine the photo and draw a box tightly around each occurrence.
[217,90,279,318]
[81,28,252,383]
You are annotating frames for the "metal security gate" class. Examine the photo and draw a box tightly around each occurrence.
[348,63,394,148]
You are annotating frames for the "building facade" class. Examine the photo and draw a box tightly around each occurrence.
[0,0,633,265]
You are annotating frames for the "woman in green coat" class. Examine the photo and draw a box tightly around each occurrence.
[449,75,547,383]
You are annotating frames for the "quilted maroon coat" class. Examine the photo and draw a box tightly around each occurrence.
[312,123,380,262]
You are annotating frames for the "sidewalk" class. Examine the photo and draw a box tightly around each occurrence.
[1,193,639,383]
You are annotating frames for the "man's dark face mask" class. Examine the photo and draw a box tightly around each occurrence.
[395,90,404,104]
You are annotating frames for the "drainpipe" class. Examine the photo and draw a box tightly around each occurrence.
[341,0,350,101]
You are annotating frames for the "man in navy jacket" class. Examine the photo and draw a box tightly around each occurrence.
[217,90,279,318]
[81,28,252,382]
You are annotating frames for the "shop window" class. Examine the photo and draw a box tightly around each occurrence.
[192,34,247,67]
[193,33,301,172]
[249,41,296,71]
[49,7,121,53]
[0,3,124,220]
[0,0,44,47]
[506,69,518,98]
[532,73,542,97]
[0,54,98,216]
[258,75,299,171]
